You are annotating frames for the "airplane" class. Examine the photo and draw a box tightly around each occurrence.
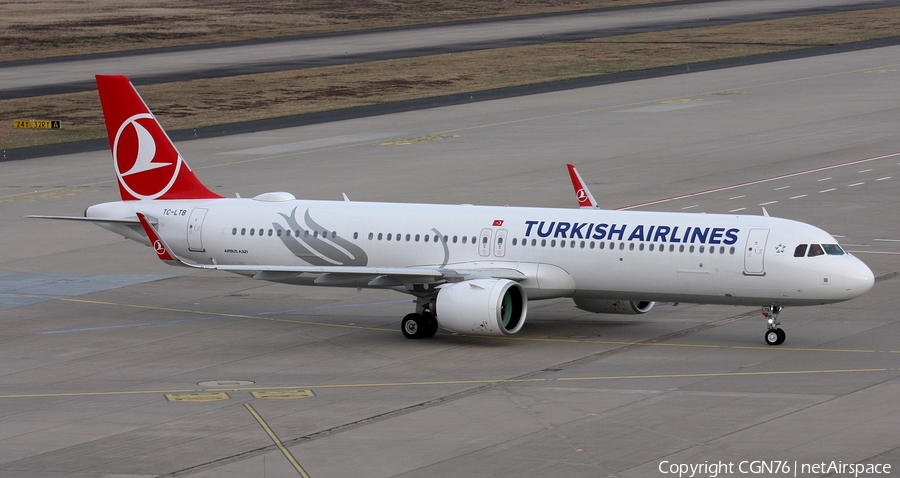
[29,75,875,345]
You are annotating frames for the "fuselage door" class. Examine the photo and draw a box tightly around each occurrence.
[479,228,492,257]
[494,229,508,257]
[187,208,209,252]
[743,228,769,275]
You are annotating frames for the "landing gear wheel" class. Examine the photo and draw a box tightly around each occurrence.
[402,313,423,339]
[765,328,786,346]
[421,312,438,338]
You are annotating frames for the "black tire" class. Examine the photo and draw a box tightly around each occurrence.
[402,313,423,339]
[421,312,438,338]
[765,328,785,346]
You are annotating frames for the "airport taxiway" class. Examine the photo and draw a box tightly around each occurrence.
[1,45,899,476]
[0,0,890,99]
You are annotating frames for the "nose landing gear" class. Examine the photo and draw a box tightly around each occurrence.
[762,306,785,345]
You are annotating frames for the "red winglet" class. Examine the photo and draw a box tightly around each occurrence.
[96,75,223,201]
[136,212,178,264]
[566,164,598,209]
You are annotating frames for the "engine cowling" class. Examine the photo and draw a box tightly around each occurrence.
[573,298,654,315]
[435,279,527,336]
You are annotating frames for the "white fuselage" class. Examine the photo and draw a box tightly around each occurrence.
[87,196,875,307]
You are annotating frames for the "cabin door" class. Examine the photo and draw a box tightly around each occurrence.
[187,208,209,252]
[743,228,769,275]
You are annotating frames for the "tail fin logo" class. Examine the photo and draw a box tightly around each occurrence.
[113,113,183,200]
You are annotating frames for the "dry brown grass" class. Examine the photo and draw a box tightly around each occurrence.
[3,7,899,151]
[0,0,675,62]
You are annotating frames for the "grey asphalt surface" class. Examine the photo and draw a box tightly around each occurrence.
[1,42,898,477]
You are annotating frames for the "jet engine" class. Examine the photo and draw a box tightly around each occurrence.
[435,279,527,336]
[573,298,654,315]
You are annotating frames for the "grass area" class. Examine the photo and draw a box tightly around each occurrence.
[1,0,675,62]
[3,6,899,151]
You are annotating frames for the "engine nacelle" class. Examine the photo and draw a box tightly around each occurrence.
[435,279,527,336]
[573,298,654,315]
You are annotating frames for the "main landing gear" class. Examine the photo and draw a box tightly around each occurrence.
[762,305,785,345]
[401,295,439,339]
[401,312,438,339]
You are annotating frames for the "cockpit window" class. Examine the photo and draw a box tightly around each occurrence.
[822,244,845,255]
[794,244,808,257]
[807,244,825,257]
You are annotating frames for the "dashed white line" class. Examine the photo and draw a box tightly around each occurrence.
[773,186,790,191]
[728,207,746,213]
[790,194,808,199]
[729,195,746,200]
[682,205,699,210]
[859,169,873,173]
[759,201,778,206]
[848,182,865,187]
[817,177,832,182]
[874,238,900,242]
[876,176,892,181]
[819,188,837,193]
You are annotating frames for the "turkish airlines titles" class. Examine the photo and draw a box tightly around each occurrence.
[523,221,741,245]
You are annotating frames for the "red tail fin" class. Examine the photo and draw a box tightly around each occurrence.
[96,75,222,201]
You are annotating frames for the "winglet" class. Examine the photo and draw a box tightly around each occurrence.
[566,164,599,209]
[136,212,179,265]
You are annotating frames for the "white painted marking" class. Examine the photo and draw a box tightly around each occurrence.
[728,208,746,213]
[819,188,837,193]
[817,177,832,182]
[681,205,699,210]
[874,238,900,242]
[729,195,745,200]
[773,186,790,191]
[789,194,807,199]
[859,169,873,173]
[876,176,892,181]
[619,151,900,210]
[848,182,865,187]
[759,201,778,206]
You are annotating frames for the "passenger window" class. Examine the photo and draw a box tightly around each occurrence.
[822,244,845,255]
[249,228,255,236]
[807,244,825,257]
[794,244,808,257]
[353,232,358,239]
[461,236,467,244]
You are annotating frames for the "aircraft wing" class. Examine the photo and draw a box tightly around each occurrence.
[135,213,524,284]
[25,214,153,225]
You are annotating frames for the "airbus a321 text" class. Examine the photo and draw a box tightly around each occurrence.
[30,75,875,345]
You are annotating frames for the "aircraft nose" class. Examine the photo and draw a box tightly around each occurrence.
[842,256,874,297]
